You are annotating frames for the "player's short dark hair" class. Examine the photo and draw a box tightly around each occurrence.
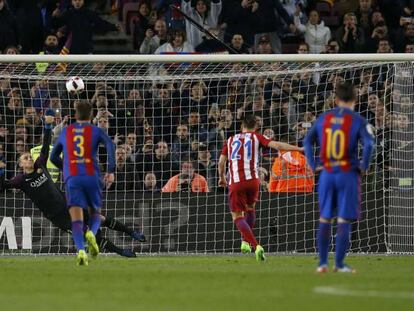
[335,82,356,103]
[242,114,257,130]
[75,100,92,121]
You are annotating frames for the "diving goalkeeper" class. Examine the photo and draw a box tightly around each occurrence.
[0,115,145,257]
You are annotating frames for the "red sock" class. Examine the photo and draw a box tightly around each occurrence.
[234,217,258,248]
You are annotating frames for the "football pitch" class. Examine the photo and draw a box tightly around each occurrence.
[1,255,413,311]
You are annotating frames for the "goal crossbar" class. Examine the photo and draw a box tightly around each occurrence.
[1,53,414,63]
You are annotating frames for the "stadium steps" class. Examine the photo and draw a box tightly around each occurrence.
[93,14,134,54]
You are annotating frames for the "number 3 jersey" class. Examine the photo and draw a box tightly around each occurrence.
[304,106,374,173]
[50,122,115,182]
[221,132,271,185]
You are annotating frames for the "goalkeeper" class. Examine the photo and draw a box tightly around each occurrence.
[0,115,146,257]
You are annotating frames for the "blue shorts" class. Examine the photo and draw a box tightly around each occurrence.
[318,170,361,220]
[65,176,103,210]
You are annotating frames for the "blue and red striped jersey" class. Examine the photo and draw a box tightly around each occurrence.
[304,106,374,173]
[50,122,115,181]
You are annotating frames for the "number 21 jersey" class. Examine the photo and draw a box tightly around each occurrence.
[221,132,271,185]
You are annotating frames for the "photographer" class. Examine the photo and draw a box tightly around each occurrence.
[162,158,209,193]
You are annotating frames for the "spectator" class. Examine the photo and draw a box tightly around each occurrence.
[0,0,19,53]
[253,0,296,54]
[324,38,340,54]
[377,38,393,53]
[143,140,179,185]
[187,110,209,145]
[366,21,389,52]
[395,23,414,52]
[143,172,160,192]
[220,0,259,47]
[170,124,191,161]
[356,0,373,33]
[195,142,217,190]
[109,146,138,191]
[297,42,309,54]
[4,45,20,54]
[52,0,120,54]
[146,83,179,142]
[182,0,222,48]
[405,42,414,52]
[256,35,274,54]
[133,1,157,51]
[36,34,60,73]
[139,19,168,54]
[228,34,250,54]
[162,158,209,192]
[155,28,195,53]
[11,0,44,54]
[294,9,331,54]
[183,81,210,118]
[336,12,366,53]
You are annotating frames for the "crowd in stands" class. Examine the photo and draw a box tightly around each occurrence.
[2,0,414,55]
[0,0,411,193]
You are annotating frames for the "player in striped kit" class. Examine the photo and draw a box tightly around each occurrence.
[218,115,303,261]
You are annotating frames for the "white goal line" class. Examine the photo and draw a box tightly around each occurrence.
[1,53,414,63]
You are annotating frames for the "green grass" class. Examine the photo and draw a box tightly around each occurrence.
[1,255,414,311]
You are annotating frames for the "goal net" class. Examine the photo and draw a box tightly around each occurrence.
[0,55,411,254]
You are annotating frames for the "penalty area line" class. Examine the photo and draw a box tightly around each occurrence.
[313,286,414,300]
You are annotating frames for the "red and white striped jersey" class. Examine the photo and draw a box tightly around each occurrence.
[221,132,271,185]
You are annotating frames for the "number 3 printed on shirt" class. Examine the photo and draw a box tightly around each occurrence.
[73,135,85,157]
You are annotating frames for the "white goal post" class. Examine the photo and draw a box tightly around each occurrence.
[0,53,413,254]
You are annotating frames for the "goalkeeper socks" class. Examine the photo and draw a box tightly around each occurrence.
[71,220,85,251]
[98,237,123,256]
[89,213,102,236]
[245,211,256,230]
[102,217,134,235]
[317,222,331,266]
[335,222,351,268]
[234,217,258,248]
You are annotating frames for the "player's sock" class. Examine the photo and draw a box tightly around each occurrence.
[335,222,351,268]
[245,211,256,230]
[89,213,102,236]
[102,217,134,235]
[234,217,258,248]
[71,220,85,251]
[317,222,331,266]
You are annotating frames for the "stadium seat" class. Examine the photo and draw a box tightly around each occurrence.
[316,1,332,16]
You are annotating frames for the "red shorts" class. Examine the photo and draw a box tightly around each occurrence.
[229,179,260,213]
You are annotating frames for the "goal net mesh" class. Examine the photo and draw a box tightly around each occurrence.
[0,59,409,254]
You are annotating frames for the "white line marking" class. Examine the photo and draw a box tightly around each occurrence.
[313,286,414,300]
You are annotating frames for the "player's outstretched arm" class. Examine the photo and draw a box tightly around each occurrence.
[267,141,304,152]
[218,154,227,188]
